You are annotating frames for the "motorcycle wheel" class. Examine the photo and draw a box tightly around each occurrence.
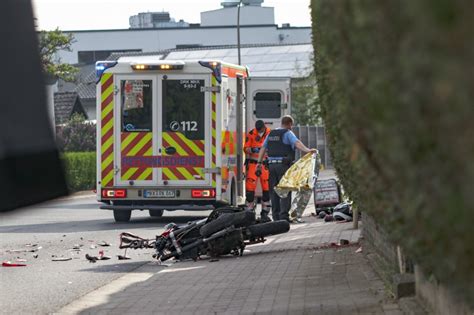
[246,220,290,238]
[200,211,255,237]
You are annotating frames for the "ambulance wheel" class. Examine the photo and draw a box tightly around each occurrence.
[113,210,131,222]
[149,209,164,217]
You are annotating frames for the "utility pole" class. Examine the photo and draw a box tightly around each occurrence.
[237,0,242,65]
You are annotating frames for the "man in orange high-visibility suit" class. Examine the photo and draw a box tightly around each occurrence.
[244,120,271,222]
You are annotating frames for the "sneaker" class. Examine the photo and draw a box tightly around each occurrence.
[296,218,304,223]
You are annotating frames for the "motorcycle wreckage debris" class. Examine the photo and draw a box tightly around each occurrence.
[119,207,290,262]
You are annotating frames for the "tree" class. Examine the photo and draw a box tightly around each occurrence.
[38,28,78,82]
[56,113,96,152]
[291,74,322,126]
[290,54,322,126]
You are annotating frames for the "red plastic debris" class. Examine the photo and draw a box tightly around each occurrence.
[2,261,26,267]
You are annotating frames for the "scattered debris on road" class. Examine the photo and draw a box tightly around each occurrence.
[6,246,42,253]
[85,254,98,263]
[2,261,27,267]
[339,239,350,245]
[98,250,111,260]
[117,255,131,260]
[52,257,72,262]
[355,247,363,253]
[324,214,334,222]
[97,241,111,247]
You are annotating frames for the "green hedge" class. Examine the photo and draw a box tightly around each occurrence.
[312,0,473,306]
[62,152,96,192]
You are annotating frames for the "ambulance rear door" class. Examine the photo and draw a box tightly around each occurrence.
[246,77,291,130]
[157,74,212,187]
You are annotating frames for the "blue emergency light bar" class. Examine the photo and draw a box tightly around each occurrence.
[95,61,117,83]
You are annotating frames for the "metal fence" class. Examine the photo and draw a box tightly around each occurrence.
[293,125,332,168]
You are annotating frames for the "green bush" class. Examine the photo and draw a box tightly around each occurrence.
[312,0,474,306]
[62,152,96,192]
[56,113,96,152]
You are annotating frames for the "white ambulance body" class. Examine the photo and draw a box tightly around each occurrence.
[96,59,248,222]
[246,77,292,198]
[246,77,291,131]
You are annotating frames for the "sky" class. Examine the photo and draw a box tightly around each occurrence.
[32,0,312,31]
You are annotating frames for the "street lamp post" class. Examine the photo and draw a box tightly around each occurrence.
[237,0,242,65]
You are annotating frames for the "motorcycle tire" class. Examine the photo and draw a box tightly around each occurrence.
[246,220,290,238]
[207,206,243,222]
[200,211,255,237]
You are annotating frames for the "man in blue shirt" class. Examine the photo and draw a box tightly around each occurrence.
[256,115,316,222]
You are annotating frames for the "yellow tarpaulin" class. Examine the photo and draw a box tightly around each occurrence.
[275,152,319,193]
[274,152,321,221]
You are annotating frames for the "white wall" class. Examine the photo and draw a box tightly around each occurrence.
[201,6,274,26]
[60,25,311,64]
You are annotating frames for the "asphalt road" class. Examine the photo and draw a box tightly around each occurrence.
[0,194,210,314]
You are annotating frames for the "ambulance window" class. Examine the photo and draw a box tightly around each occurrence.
[255,92,282,119]
[162,79,205,140]
[121,80,152,132]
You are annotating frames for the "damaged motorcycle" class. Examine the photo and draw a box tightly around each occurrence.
[119,207,290,261]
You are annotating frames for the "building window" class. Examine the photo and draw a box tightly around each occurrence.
[121,79,152,132]
[254,92,282,119]
[162,79,205,140]
[78,49,142,64]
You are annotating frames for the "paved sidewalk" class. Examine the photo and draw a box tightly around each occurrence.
[58,210,402,314]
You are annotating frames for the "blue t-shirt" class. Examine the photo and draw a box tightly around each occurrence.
[262,128,299,150]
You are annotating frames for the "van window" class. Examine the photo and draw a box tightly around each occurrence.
[162,79,205,140]
[255,92,282,119]
[121,79,152,132]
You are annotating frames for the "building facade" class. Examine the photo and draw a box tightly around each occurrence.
[56,1,311,65]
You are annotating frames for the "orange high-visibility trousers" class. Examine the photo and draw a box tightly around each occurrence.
[245,162,269,194]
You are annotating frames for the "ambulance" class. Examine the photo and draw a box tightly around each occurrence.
[95,58,290,222]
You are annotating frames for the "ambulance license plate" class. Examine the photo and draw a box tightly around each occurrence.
[144,190,175,198]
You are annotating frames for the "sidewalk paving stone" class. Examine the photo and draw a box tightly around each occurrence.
[59,195,403,315]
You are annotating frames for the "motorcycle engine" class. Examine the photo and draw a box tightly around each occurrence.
[207,229,245,257]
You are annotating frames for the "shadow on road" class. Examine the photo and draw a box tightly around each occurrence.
[38,203,102,210]
[0,215,208,234]
[79,261,166,274]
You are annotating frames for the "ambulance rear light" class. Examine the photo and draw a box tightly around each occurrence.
[131,63,184,71]
[102,189,127,198]
[191,189,216,198]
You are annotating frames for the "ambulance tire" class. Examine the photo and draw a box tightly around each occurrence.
[149,209,164,217]
[247,220,290,238]
[113,210,131,222]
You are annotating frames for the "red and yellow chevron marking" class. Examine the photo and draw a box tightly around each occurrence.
[220,131,236,191]
[121,132,153,181]
[101,73,114,187]
[162,132,205,181]
[211,76,217,187]
[222,131,236,155]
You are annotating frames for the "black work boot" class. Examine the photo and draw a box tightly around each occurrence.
[260,209,271,223]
